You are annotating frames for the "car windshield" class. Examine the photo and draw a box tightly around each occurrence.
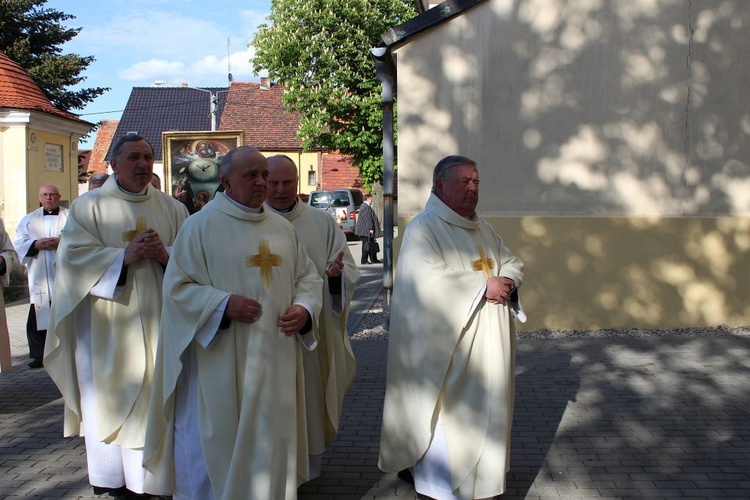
[310,192,331,209]
[329,191,351,207]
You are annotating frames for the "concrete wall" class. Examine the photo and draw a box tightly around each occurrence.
[393,0,750,329]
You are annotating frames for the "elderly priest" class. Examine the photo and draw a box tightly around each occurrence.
[145,146,323,500]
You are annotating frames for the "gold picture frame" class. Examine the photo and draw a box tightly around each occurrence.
[163,130,244,213]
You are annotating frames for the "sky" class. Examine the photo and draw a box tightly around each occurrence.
[44,0,273,148]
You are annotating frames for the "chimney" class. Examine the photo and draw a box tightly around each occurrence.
[260,77,269,90]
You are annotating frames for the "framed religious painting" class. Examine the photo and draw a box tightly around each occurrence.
[163,130,244,213]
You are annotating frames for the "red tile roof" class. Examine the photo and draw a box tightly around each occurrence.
[88,119,119,174]
[321,152,363,190]
[0,50,90,124]
[219,81,304,150]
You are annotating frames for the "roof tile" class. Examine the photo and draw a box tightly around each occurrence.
[0,50,90,124]
[220,82,303,150]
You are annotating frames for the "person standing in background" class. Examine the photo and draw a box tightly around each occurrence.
[354,193,382,265]
[13,184,67,369]
[88,173,109,190]
[265,155,360,480]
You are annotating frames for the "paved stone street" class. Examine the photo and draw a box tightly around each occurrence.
[2,236,750,498]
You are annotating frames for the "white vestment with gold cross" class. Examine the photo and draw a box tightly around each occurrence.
[379,193,524,500]
[44,176,189,493]
[144,192,323,500]
[266,199,360,479]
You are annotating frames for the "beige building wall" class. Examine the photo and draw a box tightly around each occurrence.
[393,0,750,330]
[0,124,27,229]
[1,111,90,239]
[261,150,320,196]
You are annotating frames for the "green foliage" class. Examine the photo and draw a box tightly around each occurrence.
[252,0,415,188]
[0,0,107,112]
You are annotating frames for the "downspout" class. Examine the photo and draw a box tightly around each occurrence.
[370,46,397,330]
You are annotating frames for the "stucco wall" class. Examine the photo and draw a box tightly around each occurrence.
[394,213,750,331]
[395,0,749,217]
[1,123,86,239]
[392,0,750,329]
[1,125,29,231]
[25,129,79,212]
[260,150,320,196]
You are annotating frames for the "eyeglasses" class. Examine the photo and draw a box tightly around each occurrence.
[40,193,60,198]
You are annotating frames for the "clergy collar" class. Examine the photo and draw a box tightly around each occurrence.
[43,207,60,216]
[426,193,480,230]
[221,192,263,214]
[114,175,148,196]
[266,198,298,214]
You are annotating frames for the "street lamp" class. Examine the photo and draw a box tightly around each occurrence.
[154,81,222,131]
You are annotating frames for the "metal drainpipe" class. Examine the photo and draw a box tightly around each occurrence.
[370,47,396,330]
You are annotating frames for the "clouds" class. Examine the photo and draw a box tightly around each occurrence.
[67,4,269,85]
[43,0,272,144]
[119,46,261,85]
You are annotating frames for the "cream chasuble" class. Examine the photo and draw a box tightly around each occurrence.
[44,177,189,446]
[0,218,18,372]
[266,200,360,460]
[13,206,68,329]
[379,194,524,499]
[144,194,323,500]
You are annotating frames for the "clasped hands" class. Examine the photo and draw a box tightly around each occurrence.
[226,295,308,336]
[124,228,169,266]
[485,276,516,305]
[34,237,60,251]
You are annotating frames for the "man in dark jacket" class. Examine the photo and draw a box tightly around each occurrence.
[354,194,382,265]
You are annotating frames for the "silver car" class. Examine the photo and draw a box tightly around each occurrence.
[308,189,364,236]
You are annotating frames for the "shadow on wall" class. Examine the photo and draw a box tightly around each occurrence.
[493,215,750,331]
[398,1,750,217]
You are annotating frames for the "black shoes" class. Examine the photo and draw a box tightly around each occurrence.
[28,358,43,369]
[397,468,414,484]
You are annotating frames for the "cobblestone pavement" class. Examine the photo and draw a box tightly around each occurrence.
[2,236,750,498]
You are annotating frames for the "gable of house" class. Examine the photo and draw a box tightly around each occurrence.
[109,86,229,161]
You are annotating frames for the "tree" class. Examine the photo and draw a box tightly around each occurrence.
[251,0,416,188]
[0,0,107,112]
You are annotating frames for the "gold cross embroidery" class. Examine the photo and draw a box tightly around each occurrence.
[471,247,496,278]
[247,239,283,288]
[123,217,148,242]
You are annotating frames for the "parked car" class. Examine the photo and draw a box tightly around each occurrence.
[308,189,364,235]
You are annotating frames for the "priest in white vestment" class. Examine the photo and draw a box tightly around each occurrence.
[13,184,67,368]
[265,155,360,480]
[0,217,18,372]
[379,155,525,500]
[44,135,189,497]
[144,146,323,500]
